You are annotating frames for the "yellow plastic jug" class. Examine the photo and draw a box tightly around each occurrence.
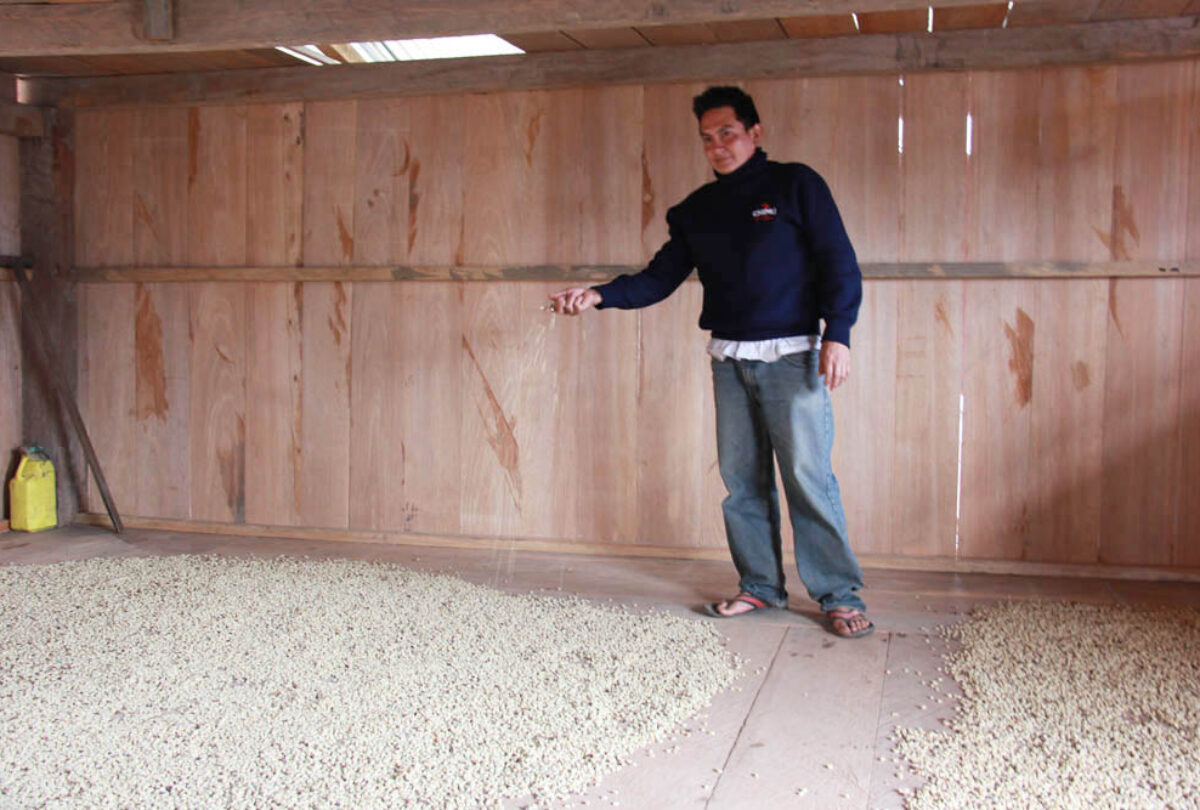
[9,445,57,532]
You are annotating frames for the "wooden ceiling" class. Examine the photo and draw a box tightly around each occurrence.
[504,3,1041,54]
[0,0,1197,79]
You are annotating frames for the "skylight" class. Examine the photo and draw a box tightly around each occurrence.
[275,45,340,66]
[379,34,523,61]
[275,34,523,66]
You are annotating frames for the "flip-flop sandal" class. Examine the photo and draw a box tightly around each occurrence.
[704,593,773,618]
[826,607,875,638]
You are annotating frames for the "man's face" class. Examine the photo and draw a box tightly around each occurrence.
[699,106,762,175]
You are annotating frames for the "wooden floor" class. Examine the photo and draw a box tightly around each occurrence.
[3,525,1199,809]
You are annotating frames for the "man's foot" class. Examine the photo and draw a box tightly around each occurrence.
[826,607,875,638]
[704,592,774,618]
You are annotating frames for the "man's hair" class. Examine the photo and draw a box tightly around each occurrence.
[692,86,760,129]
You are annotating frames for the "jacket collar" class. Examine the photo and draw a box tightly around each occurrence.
[714,148,768,184]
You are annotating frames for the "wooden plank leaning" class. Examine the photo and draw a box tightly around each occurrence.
[2,255,124,534]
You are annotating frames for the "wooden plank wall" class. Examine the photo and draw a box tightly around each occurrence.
[1,132,21,517]
[73,59,1200,569]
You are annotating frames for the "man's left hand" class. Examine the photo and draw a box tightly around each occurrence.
[819,340,850,390]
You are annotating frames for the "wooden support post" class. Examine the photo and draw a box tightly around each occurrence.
[0,101,46,139]
[143,0,173,41]
[17,107,84,526]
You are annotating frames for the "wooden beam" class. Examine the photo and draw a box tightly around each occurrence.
[0,100,46,137]
[142,0,173,41]
[71,261,1200,283]
[30,16,1200,108]
[0,156,14,255]
[0,0,1015,57]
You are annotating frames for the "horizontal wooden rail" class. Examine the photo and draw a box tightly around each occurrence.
[76,513,1200,583]
[72,261,1200,283]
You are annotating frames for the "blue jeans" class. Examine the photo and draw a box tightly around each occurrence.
[711,350,866,612]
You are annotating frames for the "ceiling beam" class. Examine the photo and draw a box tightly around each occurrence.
[2,0,1035,56]
[28,16,1200,108]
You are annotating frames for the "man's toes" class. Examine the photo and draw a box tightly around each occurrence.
[827,609,871,637]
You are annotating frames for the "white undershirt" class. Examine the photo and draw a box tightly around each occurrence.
[707,335,821,362]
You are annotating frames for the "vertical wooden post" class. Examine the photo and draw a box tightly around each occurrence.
[19,107,82,525]
[143,0,175,42]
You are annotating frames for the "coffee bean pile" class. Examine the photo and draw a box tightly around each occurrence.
[895,601,1200,809]
[0,554,741,808]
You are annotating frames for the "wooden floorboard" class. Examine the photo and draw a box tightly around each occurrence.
[869,629,963,808]
[709,628,889,808]
[564,625,787,810]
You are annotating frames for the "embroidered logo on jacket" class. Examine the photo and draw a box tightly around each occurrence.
[751,203,778,222]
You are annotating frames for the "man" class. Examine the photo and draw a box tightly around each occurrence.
[549,86,872,638]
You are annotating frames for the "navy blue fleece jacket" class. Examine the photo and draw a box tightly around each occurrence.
[593,148,862,347]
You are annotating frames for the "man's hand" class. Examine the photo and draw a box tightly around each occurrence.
[819,340,850,390]
[548,287,602,315]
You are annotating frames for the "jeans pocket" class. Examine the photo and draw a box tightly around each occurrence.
[780,350,815,369]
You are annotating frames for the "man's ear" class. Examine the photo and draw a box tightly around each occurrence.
[749,123,763,145]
